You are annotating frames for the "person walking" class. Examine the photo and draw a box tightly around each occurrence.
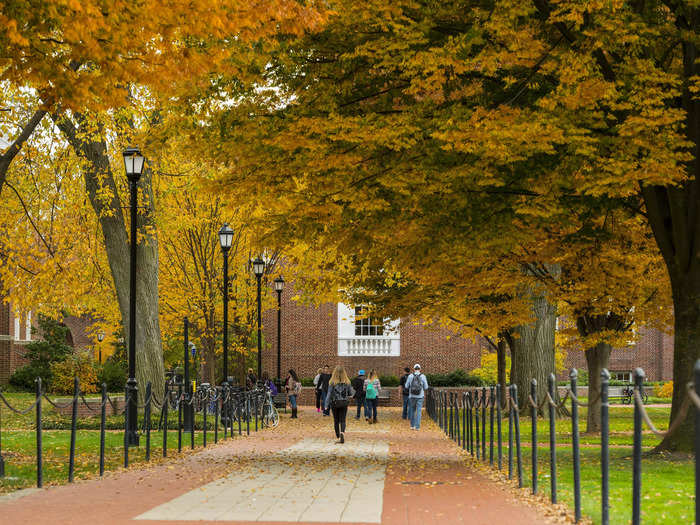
[246,368,257,390]
[313,368,323,413]
[406,364,429,430]
[363,369,381,424]
[351,370,366,420]
[399,367,411,420]
[319,365,331,416]
[285,369,302,419]
[324,365,355,443]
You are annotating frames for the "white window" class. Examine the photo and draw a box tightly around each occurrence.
[611,371,631,382]
[14,310,32,341]
[337,303,400,356]
[14,311,20,341]
[25,311,31,341]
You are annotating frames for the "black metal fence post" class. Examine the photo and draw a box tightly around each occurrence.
[449,392,454,439]
[496,383,502,470]
[530,379,537,495]
[100,383,106,476]
[601,369,610,525]
[489,385,495,466]
[35,377,42,488]
[162,382,168,458]
[469,391,474,456]
[632,368,645,525]
[548,373,557,504]
[246,392,250,436]
[0,395,4,478]
[124,388,130,468]
[508,385,513,480]
[177,383,182,453]
[571,368,581,523]
[68,376,78,482]
[203,389,208,448]
[214,388,219,444]
[475,389,480,460]
[480,387,485,459]
[512,384,522,488]
[145,382,152,461]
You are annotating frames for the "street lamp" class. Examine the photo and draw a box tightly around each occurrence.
[97,331,105,363]
[273,276,285,381]
[252,256,265,380]
[123,146,144,447]
[218,224,233,386]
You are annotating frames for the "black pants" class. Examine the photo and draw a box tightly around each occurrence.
[356,396,365,418]
[332,406,348,437]
[315,389,322,409]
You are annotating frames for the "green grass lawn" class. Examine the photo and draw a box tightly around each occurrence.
[0,392,261,493]
[445,404,694,525]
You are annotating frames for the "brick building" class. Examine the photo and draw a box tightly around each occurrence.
[0,294,98,384]
[262,289,675,382]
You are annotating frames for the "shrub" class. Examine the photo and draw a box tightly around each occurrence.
[9,364,46,391]
[97,359,127,392]
[300,377,315,387]
[655,381,673,398]
[50,353,98,394]
[379,375,399,387]
[470,352,510,385]
[426,369,484,387]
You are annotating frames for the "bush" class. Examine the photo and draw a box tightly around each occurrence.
[97,359,127,392]
[426,369,485,387]
[300,377,315,387]
[655,381,673,398]
[50,353,98,394]
[9,364,46,391]
[379,375,399,387]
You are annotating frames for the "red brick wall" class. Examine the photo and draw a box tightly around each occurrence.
[562,326,674,381]
[261,287,484,381]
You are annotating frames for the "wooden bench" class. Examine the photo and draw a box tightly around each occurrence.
[273,393,287,412]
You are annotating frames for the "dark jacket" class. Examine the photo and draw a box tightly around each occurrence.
[319,373,331,392]
[352,376,366,399]
[399,373,410,396]
[324,383,355,410]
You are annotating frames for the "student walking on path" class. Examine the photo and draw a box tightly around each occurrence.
[318,365,331,416]
[313,368,323,413]
[399,367,411,420]
[352,370,366,419]
[324,365,355,443]
[285,369,302,419]
[405,363,429,430]
[364,369,381,424]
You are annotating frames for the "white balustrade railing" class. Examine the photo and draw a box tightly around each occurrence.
[337,336,400,357]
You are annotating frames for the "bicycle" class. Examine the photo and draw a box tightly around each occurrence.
[259,387,279,428]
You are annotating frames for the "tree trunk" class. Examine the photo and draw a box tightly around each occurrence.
[54,115,164,402]
[584,342,611,434]
[497,338,507,407]
[508,292,557,416]
[0,109,47,194]
[656,274,700,451]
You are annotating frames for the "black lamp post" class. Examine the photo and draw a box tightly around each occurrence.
[252,256,265,380]
[218,224,233,385]
[273,276,285,381]
[123,146,144,447]
[97,331,104,363]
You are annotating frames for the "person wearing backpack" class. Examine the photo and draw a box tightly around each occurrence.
[399,367,411,420]
[284,369,302,419]
[324,365,355,443]
[351,370,366,420]
[363,369,381,424]
[405,363,429,430]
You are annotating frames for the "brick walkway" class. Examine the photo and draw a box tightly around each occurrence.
[0,407,553,524]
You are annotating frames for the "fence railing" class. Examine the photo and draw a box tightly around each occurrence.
[425,364,700,525]
[0,377,277,488]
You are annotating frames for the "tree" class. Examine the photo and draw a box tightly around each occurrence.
[181,0,692,448]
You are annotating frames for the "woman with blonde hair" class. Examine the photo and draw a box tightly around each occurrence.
[363,369,381,424]
[324,365,355,443]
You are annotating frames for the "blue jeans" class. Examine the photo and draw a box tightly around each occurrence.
[356,396,365,418]
[321,389,329,414]
[366,398,378,420]
[289,394,297,409]
[402,395,410,419]
[409,397,424,429]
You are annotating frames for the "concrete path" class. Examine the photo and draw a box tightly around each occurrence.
[0,407,555,524]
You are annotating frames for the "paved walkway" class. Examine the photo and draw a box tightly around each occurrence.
[0,407,555,524]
